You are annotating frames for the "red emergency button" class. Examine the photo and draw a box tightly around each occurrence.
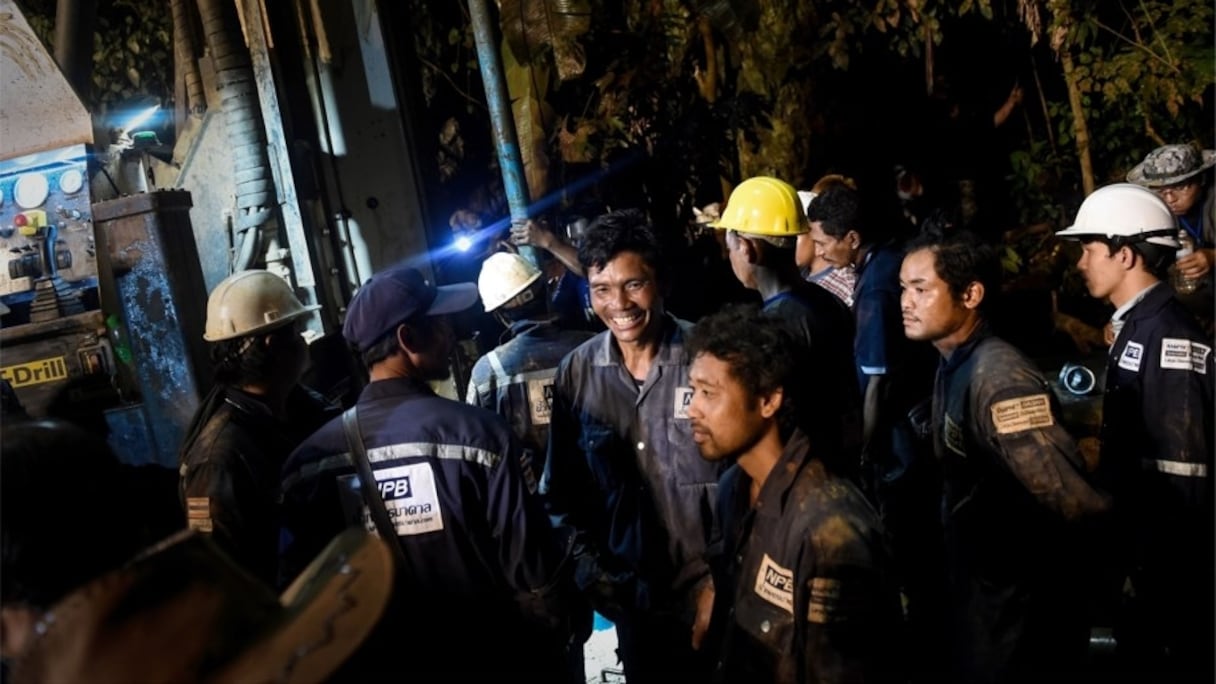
[13,213,27,227]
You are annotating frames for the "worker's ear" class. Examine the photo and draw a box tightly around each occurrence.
[395,323,416,353]
[961,281,985,311]
[758,386,783,419]
[734,233,760,264]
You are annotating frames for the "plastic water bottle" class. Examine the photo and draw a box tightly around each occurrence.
[1173,230,1199,295]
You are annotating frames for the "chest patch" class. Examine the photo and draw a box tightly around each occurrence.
[1160,338,1210,374]
[753,553,795,614]
[990,394,1054,435]
[944,414,966,457]
[673,386,694,420]
[364,462,444,537]
[185,497,213,533]
[526,377,556,425]
[1118,341,1144,372]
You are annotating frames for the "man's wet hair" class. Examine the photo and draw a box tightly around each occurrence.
[906,228,1002,314]
[805,184,862,241]
[2,418,141,609]
[578,209,667,284]
[687,304,800,433]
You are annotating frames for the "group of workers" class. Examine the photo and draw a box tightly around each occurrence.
[1,143,1210,683]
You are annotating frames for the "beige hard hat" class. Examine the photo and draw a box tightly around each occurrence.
[478,252,542,313]
[1056,183,1179,247]
[204,270,320,342]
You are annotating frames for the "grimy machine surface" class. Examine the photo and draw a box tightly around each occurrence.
[0,1,208,467]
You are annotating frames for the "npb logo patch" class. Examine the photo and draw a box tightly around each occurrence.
[674,387,694,419]
[369,462,443,536]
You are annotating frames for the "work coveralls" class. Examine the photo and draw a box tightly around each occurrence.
[1101,283,1213,677]
[178,384,337,583]
[543,314,721,683]
[709,429,903,684]
[932,326,1111,683]
[280,376,572,680]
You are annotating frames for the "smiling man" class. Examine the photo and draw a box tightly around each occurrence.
[899,230,1111,683]
[543,210,722,683]
[688,304,900,684]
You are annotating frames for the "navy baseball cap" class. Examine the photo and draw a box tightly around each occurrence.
[342,266,479,351]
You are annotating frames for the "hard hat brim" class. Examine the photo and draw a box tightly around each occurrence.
[1055,224,1180,248]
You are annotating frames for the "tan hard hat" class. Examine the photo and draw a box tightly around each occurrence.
[204,270,320,342]
[477,252,542,313]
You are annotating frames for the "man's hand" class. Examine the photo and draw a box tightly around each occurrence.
[691,579,715,650]
[1177,247,1214,280]
[511,218,556,251]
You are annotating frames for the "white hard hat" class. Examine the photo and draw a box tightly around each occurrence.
[204,270,319,342]
[477,252,542,313]
[1056,183,1179,247]
[797,190,817,214]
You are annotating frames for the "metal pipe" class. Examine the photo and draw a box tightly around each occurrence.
[467,0,538,267]
[53,0,96,103]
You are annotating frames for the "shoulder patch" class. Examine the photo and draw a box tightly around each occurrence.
[990,393,1054,435]
[1118,341,1144,372]
[673,386,694,420]
[807,577,845,624]
[1160,338,1210,374]
[753,553,795,614]
[185,497,213,533]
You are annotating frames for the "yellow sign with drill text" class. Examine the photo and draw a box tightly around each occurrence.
[1,356,69,388]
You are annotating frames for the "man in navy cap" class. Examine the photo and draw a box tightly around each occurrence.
[278,265,574,681]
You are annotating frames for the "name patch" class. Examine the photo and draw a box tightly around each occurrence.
[1118,341,1144,372]
[674,387,694,419]
[1160,338,1210,374]
[527,377,556,425]
[990,394,1054,435]
[754,553,795,614]
[364,462,444,537]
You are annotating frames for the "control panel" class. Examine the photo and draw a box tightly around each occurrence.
[0,144,96,302]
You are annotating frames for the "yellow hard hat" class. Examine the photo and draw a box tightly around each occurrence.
[710,176,808,236]
[204,270,319,342]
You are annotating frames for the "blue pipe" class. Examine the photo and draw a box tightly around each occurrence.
[467,0,539,267]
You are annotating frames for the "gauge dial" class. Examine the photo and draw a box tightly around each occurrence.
[59,169,84,195]
[14,173,49,209]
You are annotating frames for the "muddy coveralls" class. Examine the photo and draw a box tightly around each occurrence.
[543,314,722,684]
[1100,283,1213,678]
[709,429,903,684]
[280,376,573,681]
[932,326,1111,682]
[178,384,337,583]
[465,318,594,490]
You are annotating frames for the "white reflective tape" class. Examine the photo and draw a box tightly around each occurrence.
[1144,459,1209,478]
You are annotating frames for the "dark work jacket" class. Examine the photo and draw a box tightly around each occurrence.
[178,385,337,583]
[279,376,571,679]
[763,283,863,470]
[465,317,594,489]
[709,430,902,684]
[933,326,1111,683]
[1101,283,1213,640]
[543,314,722,620]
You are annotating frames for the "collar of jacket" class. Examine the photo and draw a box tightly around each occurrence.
[1120,280,1175,326]
[506,316,561,341]
[591,312,685,368]
[222,386,276,419]
[941,321,994,374]
[357,375,436,403]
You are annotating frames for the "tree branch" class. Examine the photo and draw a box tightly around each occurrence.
[418,56,488,111]
[1092,18,1179,74]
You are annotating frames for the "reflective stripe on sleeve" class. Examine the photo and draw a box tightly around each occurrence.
[1143,459,1209,478]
